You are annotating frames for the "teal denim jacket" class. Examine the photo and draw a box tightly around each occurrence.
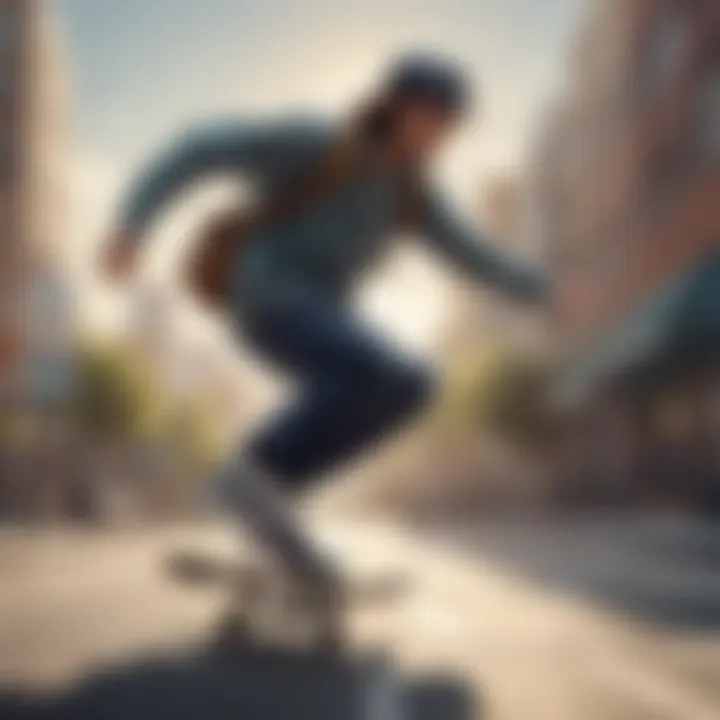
[119,116,548,316]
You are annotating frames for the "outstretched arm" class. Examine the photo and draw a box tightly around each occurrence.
[415,187,550,303]
[118,121,295,238]
[101,118,331,281]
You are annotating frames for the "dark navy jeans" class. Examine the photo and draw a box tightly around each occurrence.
[239,295,434,490]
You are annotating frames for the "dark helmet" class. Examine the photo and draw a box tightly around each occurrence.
[382,52,473,115]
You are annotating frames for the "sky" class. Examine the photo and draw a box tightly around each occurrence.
[50,0,587,375]
[55,0,586,180]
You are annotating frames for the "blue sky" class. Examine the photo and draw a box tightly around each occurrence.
[53,0,587,184]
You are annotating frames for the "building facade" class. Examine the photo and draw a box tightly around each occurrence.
[531,0,720,509]
[0,0,72,518]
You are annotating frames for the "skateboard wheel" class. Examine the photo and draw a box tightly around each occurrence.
[214,612,252,650]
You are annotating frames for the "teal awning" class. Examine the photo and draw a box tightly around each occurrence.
[552,252,720,408]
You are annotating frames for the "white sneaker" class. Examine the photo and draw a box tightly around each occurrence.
[206,454,340,587]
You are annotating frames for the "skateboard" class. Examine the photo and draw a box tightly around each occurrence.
[164,549,410,655]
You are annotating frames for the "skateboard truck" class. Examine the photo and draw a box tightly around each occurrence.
[165,549,409,657]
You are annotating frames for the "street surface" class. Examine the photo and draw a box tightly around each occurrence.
[1,517,720,719]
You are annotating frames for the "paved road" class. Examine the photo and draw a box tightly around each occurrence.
[0,519,719,720]
[442,515,720,629]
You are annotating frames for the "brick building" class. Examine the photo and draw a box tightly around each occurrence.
[530,0,720,508]
[0,0,73,518]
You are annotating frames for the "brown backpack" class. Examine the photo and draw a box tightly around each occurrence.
[184,134,425,309]
[184,136,364,309]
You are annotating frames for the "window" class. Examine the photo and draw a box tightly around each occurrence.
[696,64,720,159]
[0,10,16,52]
[0,140,14,177]
[0,72,14,100]
[28,275,73,336]
[636,4,690,100]
[705,374,720,468]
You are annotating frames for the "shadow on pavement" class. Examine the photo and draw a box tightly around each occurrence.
[437,517,720,631]
[0,647,478,720]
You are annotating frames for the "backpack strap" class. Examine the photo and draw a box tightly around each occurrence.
[185,133,364,308]
[247,132,364,230]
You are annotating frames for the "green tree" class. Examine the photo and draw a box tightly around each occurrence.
[163,400,226,471]
[444,347,555,448]
[70,340,230,515]
[71,342,163,442]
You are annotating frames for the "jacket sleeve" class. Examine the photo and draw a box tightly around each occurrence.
[118,119,329,238]
[415,186,551,303]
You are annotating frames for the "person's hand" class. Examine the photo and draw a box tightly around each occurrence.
[100,231,141,282]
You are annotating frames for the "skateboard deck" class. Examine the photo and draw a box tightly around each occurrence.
[164,549,411,653]
[166,549,410,602]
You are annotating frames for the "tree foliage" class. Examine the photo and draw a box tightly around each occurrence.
[444,347,555,447]
[71,342,162,442]
[70,341,225,464]
[163,400,226,471]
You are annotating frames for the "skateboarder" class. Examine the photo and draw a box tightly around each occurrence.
[102,52,550,624]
